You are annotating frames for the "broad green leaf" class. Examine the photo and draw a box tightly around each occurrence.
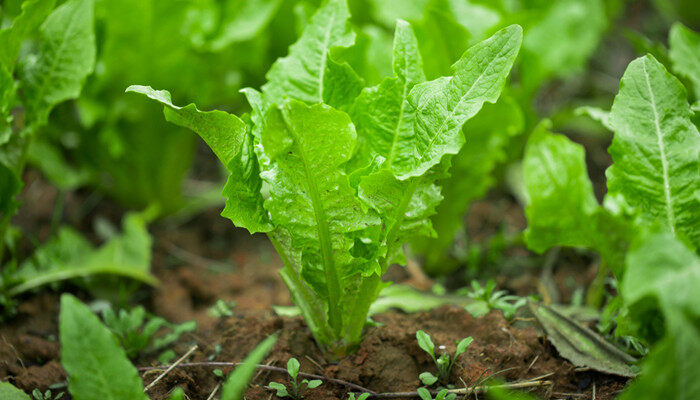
[349,21,436,265]
[357,25,521,268]
[260,100,380,332]
[607,55,700,249]
[60,294,148,400]
[0,0,56,72]
[8,214,156,296]
[527,302,637,377]
[19,0,95,126]
[0,382,30,400]
[414,95,524,274]
[523,123,600,252]
[621,230,700,339]
[390,24,522,179]
[351,19,425,166]
[262,0,355,106]
[126,85,272,233]
[523,122,632,275]
[669,23,700,99]
[221,335,277,400]
[619,230,700,400]
[368,284,468,315]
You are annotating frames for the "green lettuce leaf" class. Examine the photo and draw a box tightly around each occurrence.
[607,55,700,249]
[390,24,522,179]
[523,122,632,275]
[414,95,524,273]
[0,0,56,72]
[125,85,272,233]
[0,382,29,400]
[18,0,95,127]
[262,0,355,106]
[351,19,425,167]
[669,23,700,99]
[619,230,700,400]
[261,100,381,328]
[59,294,148,400]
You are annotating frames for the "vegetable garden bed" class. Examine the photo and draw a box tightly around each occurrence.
[1,0,698,399]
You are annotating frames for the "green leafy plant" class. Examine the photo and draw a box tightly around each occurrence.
[268,358,322,399]
[462,279,526,319]
[0,0,95,260]
[522,49,700,399]
[417,387,456,400]
[416,330,473,385]
[373,0,612,275]
[0,214,156,317]
[102,305,196,360]
[208,299,237,318]
[128,0,522,358]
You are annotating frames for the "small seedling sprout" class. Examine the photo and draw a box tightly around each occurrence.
[417,387,456,400]
[269,358,322,399]
[347,393,370,400]
[32,389,64,400]
[416,330,473,385]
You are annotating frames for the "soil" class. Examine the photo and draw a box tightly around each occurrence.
[0,172,629,399]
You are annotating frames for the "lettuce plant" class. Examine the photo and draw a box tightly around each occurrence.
[0,0,95,260]
[522,51,699,399]
[129,0,521,357]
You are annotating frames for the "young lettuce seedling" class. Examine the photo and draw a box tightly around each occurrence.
[347,393,370,400]
[32,389,64,400]
[416,330,473,385]
[417,387,456,400]
[269,358,322,399]
[127,0,521,358]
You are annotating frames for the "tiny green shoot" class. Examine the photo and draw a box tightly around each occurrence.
[32,389,64,400]
[416,330,473,385]
[268,358,322,399]
[417,387,456,400]
[102,305,196,360]
[462,280,526,319]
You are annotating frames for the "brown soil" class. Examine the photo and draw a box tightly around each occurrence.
[1,293,627,400]
[0,173,628,399]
